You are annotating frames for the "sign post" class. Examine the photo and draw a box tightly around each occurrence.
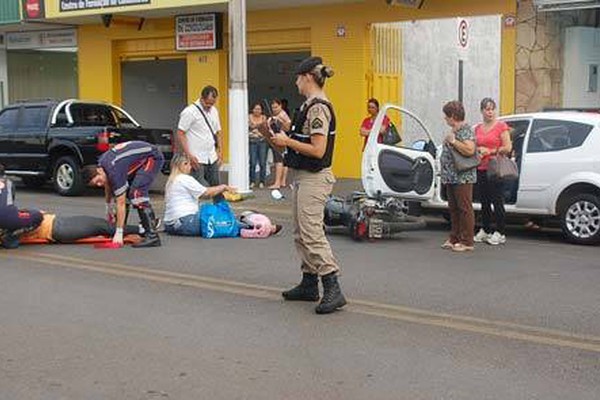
[228,0,250,193]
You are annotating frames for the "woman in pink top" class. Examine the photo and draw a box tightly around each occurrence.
[359,98,390,151]
[474,98,512,246]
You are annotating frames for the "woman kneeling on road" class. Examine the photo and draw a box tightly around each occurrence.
[163,154,235,236]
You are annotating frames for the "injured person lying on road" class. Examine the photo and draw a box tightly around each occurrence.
[0,214,142,247]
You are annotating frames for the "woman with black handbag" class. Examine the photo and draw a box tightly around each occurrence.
[440,101,477,252]
[473,98,512,246]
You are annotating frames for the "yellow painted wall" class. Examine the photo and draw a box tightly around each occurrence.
[44,0,226,18]
[76,0,517,178]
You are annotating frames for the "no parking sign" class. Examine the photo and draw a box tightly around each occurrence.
[457,18,469,49]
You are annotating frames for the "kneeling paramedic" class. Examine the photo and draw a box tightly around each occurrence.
[87,141,164,248]
[271,56,346,314]
[0,163,43,248]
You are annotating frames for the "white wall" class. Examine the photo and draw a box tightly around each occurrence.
[400,15,502,142]
[0,46,8,108]
[563,27,600,108]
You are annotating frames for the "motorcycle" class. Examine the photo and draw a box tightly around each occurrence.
[324,104,439,241]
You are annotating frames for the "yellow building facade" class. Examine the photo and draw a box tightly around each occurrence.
[43,0,517,178]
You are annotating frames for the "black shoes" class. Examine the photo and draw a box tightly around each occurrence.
[282,271,347,314]
[315,273,347,314]
[132,206,161,248]
[282,272,319,301]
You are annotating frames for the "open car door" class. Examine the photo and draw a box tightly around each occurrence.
[362,104,437,200]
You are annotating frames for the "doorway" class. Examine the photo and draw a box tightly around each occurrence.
[248,51,310,115]
[121,59,187,130]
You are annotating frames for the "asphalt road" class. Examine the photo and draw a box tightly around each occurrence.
[1,184,599,399]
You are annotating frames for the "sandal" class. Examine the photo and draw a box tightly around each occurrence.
[524,221,541,231]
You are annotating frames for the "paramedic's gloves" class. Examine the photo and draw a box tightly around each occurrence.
[112,227,124,245]
[105,202,116,225]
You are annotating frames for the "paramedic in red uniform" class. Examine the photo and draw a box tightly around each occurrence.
[0,163,43,249]
[87,141,164,248]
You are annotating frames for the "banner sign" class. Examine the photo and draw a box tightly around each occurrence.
[60,0,150,12]
[176,13,223,51]
[22,0,46,19]
[6,29,77,50]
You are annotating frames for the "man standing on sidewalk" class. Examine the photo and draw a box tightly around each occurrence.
[177,86,223,194]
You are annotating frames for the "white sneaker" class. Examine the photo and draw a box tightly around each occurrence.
[486,231,506,245]
[474,228,490,243]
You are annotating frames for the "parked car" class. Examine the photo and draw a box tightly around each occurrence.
[363,106,600,245]
[0,99,173,196]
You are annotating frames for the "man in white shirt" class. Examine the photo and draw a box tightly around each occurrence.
[177,85,224,194]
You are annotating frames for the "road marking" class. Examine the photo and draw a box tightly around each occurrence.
[3,250,600,353]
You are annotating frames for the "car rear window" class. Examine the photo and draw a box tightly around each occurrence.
[19,106,50,131]
[527,119,594,153]
[69,104,117,127]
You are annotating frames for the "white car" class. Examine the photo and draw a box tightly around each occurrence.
[362,106,600,245]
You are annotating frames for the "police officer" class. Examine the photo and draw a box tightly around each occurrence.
[0,163,43,249]
[271,56,346,314]
[87,141,164,248]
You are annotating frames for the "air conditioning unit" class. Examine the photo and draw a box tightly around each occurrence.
[535,0,600,12]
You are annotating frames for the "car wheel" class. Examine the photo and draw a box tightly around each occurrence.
[21,176,47,188]
[53,156,84,196]
[560,193,600,245]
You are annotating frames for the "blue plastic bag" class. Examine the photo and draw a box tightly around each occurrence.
[199,200,240,238]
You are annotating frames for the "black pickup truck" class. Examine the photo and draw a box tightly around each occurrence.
[0,99,173,196]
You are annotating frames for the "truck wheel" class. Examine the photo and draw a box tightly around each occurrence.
[53,156,84,196]
[21,176,47,189]
[560,193,600,245]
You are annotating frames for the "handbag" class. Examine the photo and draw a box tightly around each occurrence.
[487,154,519,181]
[382,123,401,146]
[199,200,240,238]
[449,144,479,172]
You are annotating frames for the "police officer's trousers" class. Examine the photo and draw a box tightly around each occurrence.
[291,167,340,276]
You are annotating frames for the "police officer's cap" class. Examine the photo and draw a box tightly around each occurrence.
[296,56,323,75]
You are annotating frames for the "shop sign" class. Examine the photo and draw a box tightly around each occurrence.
[60,0,150,12]
[176,13,223,51]
[387,0,425,8]
[22,0,46,20]
[6,29,77,50]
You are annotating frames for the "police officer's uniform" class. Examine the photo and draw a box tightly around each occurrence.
[281,56,346,314]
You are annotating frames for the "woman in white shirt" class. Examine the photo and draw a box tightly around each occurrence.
[164,154,233,236]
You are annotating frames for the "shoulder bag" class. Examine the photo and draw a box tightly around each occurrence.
[193,103,219,150]
[449,143,479,172]
[382,123,401,146]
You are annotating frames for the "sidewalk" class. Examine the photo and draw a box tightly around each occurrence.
[228,177,363,218]
[152,173,363,218]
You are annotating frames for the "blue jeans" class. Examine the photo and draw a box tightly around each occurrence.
[164,213,200,236]
[249,140,269,184]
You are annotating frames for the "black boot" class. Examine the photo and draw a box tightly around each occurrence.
[282,272,319,301]
[132,207,161,248]
[315,273,346,314]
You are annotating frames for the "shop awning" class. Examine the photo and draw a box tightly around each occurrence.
[534,0,600,12]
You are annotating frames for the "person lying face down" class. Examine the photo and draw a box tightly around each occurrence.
[18,214,140,244]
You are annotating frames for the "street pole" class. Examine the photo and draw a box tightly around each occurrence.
[228,0,250,193]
